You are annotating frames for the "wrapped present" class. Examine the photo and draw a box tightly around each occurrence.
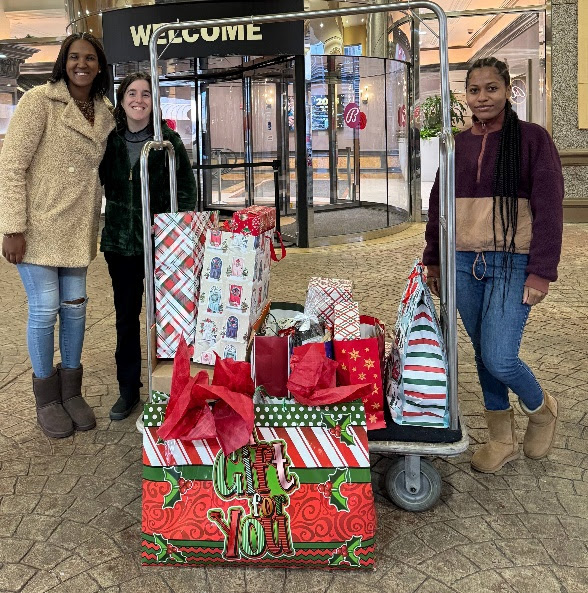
[194,229,272,364]
[230,205,276,236]
[333,301,361,341]
[141,338,377,568]
[304,277,353,331]
[333,317,387,430]
[386,261,448,427]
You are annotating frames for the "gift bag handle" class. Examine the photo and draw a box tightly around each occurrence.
[270,231,287,262]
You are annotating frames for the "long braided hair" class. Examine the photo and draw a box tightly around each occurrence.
[466,57,521,293]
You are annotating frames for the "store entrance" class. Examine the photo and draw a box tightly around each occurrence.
[153,51,412,246]
[193,55,295,223]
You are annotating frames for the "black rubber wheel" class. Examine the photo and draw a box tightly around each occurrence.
[385,457,442,512]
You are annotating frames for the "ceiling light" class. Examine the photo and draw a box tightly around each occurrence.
[0,53,6,58]
[361,18,365,23]
[320,22,324,28]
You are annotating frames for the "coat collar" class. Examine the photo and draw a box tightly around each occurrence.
[46,80,115,144]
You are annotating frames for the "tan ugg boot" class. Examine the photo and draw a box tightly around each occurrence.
[58,364,96,431]
[471,408,519,473]
[33,369,74,439]
[520,392,558,459]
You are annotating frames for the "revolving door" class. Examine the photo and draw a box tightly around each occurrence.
[191,53,412,246]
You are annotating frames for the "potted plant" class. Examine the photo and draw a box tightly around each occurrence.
[419,92,466,182]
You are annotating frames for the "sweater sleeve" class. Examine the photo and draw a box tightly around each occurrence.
[525,127,564,290]
[172,133,197,212]
[423,168,441,268]
[0,89,48,234]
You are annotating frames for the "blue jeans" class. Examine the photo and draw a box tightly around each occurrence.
[17,264,88,379]
[456,251,544,412]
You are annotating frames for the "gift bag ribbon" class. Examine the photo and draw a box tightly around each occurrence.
[158,336,255,455]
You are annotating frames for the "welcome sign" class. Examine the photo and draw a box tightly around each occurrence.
[102,0,304,64]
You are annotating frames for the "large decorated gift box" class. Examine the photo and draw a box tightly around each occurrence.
[193,228,272,363]
[154,210,218,358]
[141,338,376,569]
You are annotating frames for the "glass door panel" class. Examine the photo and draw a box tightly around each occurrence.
[207,81,245,208]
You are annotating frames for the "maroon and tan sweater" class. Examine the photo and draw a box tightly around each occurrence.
[423,114,564,294]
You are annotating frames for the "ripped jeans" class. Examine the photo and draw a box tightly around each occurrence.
[17,263,88,379]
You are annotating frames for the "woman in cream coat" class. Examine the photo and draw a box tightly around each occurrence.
[0,33,115,439]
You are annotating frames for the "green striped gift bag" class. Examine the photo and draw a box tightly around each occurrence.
[385,261,449,428]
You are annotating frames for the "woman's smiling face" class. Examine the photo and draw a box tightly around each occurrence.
[65,39,99,95]
[122,79,152,129]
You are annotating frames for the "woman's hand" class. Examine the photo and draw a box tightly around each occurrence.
[2,233,26,264]
[426,276,441,298]
[523,286,546,306]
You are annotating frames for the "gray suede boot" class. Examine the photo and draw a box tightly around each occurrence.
[57,364,96,431]
[33,369,74,439]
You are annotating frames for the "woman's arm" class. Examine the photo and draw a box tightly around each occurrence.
[525,126,564,296]
[0,89,48,235]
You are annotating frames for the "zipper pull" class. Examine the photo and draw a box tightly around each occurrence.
[129,169,133,181]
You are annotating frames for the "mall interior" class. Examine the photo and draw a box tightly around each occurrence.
[0,0,586,248]
[1,1,588,590]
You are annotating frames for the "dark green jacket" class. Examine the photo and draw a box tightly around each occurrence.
[100,123,196,256]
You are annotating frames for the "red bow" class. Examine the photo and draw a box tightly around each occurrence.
[158,336,255,455]
[286,343,372,406]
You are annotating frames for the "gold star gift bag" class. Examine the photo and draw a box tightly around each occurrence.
[333,316,387,430]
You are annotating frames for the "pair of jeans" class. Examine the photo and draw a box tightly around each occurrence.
[455,251,544,412]
[17,264,88,379]
[104,251,145,398]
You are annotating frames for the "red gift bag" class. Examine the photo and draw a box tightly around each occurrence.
[333,316,387,430]
[252,335,290,398]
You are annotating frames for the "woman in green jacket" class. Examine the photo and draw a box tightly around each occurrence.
[100,71,196,420]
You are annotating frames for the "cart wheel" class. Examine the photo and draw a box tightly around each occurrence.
[386,457,441,512]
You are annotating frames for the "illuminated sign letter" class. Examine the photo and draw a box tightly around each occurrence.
[201,27,221,42]
[247,24,262,40]
[130,24,151,47]
[222,25,245,41]
[182,29,199,43]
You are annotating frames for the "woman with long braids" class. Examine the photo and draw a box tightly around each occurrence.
[423,57,564,473]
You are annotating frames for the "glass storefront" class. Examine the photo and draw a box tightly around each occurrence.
[0,1,553,244]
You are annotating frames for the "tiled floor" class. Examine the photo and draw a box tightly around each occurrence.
[0,223,586,592]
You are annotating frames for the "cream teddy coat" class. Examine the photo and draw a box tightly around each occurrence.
[0,80,115,267]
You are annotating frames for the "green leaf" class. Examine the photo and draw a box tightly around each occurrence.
[329,468,350,512]
[162,466,182,509]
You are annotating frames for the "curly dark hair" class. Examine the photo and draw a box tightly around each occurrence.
[50,33,110,98]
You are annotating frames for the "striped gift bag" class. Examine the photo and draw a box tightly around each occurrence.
[385,261,449,428]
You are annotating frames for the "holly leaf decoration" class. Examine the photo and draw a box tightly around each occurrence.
[162,466,182,509]
[328,534,363,567]
[153,533,187,564]
[321,413,355,447]
[329,467,350,512]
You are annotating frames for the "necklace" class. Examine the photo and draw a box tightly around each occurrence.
[74,98,95,125]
